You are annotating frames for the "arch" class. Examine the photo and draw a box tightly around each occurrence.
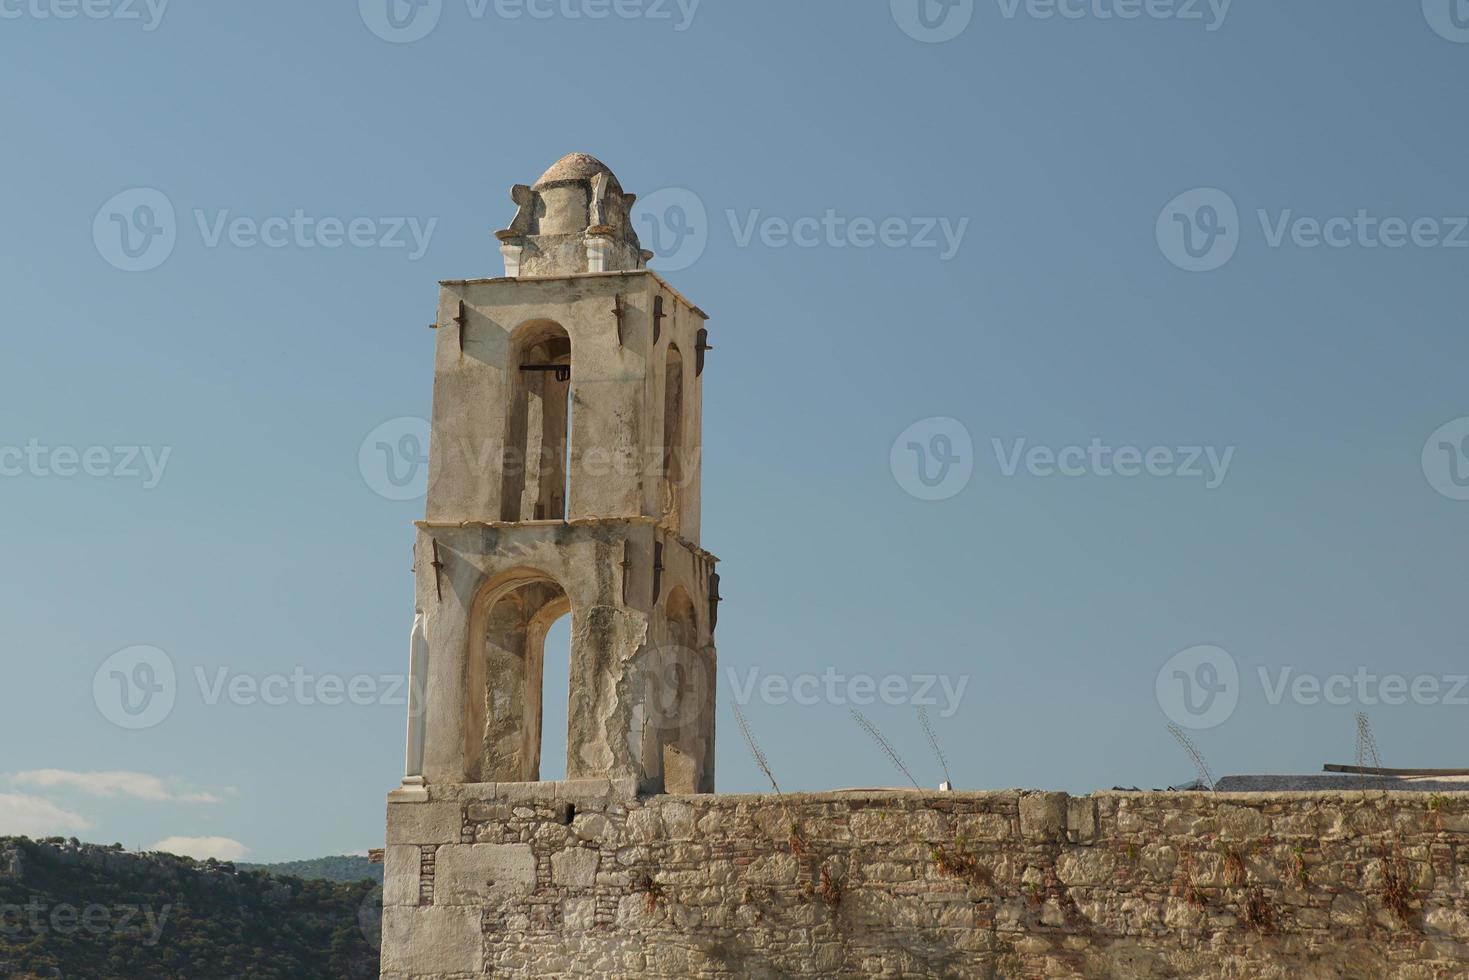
[661,343,685,531]
[657,585,703,793]
[464,567,572,783]
[666,585,698,649]
[502,319,573,522]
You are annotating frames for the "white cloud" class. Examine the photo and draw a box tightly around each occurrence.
[12,770,226,804]
[0,793,93,837]
[149,836,250,862]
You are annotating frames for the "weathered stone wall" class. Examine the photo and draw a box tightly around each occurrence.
[381,782,1469,978]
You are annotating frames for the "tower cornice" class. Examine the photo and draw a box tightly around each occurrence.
[439,269,709,321]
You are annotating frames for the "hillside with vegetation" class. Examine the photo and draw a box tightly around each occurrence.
[0,837,379,980]
[238,855,382,885]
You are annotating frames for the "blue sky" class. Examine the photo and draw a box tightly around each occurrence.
[2,1,1468,862]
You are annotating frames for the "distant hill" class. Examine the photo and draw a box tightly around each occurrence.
[238,855,383,885]
[0,837,379,980]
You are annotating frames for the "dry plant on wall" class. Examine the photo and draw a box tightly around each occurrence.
[919,706,954,789]
[852,710,921,790]
[732,703,806,855]
[1355,712,1383,784]
[1166,724,1217,792]
[1380,847,1419,930]
[732,703,848,909]
[1345,717,1420,930]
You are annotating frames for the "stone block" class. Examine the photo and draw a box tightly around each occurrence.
[658,801,697,839]
[555,776,640,803]
[572,812,617,843]
[553,846,600,887]
[1055,847,1116,887]
[381,906,483,975]
[386,801,462,845]
[563,896,597,930]
[382,845,423,907]
[626,807,663,842]
[1067,796,1098,844]
[466,801,513,823]
[434,843,536,905]
[1019,792,1068,841]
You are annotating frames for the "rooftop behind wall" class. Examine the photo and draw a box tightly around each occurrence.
[381,784,1469,978]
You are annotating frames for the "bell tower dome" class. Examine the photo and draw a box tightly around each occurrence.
[495,151,651,278]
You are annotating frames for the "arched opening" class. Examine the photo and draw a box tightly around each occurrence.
[465,570,572,783]
[667,586,697,649]
[659,586,701,794]
[540,614,572,781]
[661,344,685,532]
[503,320,573,522]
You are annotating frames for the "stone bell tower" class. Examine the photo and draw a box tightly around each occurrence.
[397,152,719,802]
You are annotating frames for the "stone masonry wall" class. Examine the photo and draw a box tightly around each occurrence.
[381,782,1469,978]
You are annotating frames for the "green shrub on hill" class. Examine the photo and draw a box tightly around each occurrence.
[0,838,379,980]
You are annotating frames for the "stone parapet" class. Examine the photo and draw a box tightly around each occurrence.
[382,787,1469,977]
